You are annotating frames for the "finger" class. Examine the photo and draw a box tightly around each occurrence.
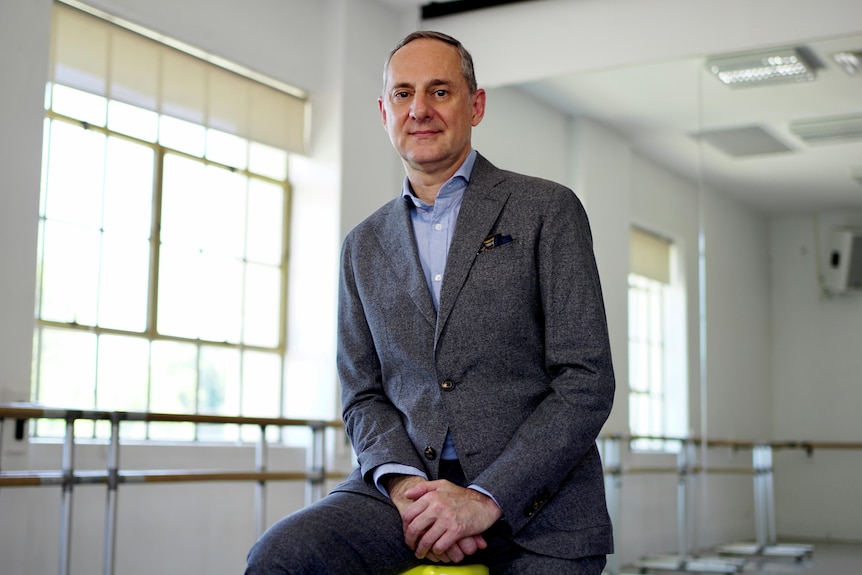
[403,479,450,500]
[474,534,488,550]
[403,512,433,550]
[442,545,464,563]
[400,496,431,535]
[455,536,478,556]
[425,550,451,563]
[415,520,448,559]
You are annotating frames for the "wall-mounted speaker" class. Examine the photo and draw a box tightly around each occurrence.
[826,228,862,294]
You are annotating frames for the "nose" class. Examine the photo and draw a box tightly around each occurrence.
[409,93,431,121]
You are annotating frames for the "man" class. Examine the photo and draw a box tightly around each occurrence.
[246,31,615,574]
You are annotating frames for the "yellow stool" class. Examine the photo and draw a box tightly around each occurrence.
[399,565,489,575]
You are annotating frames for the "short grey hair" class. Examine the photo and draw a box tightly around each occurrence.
[382,31,478,94]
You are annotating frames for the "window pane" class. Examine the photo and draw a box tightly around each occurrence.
[103,136,155,237]
[199,346,241,415]
[107,100,158,142]
[161,153,205,249]
[157,244,202,339]
[36,328,97,408]
[44,120,105,227]
[628,269,682,452]
[247,179,284,265]
[98,232,150,331]
[243,263,281,348]
[97,334,149,411]
[206,128,248,170]
[197,253,243,343]
[197,346,241,442]
[201,165,246,259]
[650,344,664,394]
[39,220,100,325]
[52,84,107,127]
[241,350,281,418]
[148,341,197,441]
[248,141,287,180]
[159,114,205,157]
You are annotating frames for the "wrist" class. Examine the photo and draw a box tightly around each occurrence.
[383,473,422,498]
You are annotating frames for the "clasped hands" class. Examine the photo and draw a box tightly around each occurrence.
[385,475,502,563]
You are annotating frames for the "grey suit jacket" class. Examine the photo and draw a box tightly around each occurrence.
[334,153,615,559]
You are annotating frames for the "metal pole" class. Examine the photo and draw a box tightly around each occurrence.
[763,445,777,546]
[753,445,767,548]
[307,424,325,504]
[254,424,267,538]
[677,440,694,561]
[103,413,121,575]
[59,415,75,575]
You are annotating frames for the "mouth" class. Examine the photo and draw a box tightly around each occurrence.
[409,129,441,139]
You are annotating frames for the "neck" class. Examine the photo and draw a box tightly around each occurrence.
[404,150,471,205]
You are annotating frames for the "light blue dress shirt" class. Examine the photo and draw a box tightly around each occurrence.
[372,151,496,505]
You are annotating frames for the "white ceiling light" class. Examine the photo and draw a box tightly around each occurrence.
[789,115,862,145]
[706,47,815,88]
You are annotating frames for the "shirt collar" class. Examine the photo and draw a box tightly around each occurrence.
[401,149,477,207]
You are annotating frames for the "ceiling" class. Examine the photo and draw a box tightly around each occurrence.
[518,33,862,214]
[379,1,862,214]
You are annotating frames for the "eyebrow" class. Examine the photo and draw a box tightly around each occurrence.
[389,78,453,92]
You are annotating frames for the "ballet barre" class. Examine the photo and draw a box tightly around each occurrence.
[0,403,345,575]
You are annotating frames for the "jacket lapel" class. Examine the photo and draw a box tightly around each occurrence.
[373,197,438,328]
[436,155,510,345]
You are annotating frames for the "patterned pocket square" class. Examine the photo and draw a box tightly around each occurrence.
[478,233,513,254]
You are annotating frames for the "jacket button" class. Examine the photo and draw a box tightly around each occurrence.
[441,379,455,391]
[424,446,437,460]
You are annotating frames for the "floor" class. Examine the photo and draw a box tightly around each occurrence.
[618,540,862,575]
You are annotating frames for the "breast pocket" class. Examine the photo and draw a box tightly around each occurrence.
[472,238,526,279]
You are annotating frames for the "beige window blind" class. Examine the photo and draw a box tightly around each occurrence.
[630,227,672,284]
[50,2,308,155]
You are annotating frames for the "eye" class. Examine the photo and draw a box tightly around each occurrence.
[393,90,410,100]
[434,89,448,97]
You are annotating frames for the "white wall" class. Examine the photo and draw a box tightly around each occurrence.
[703,189,772,441]
[770,212,862,541]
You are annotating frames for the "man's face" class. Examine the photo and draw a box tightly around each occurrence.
[379,38,485,178]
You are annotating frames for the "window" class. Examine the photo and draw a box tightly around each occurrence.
[628,227,687,451]
[31,3,307,442]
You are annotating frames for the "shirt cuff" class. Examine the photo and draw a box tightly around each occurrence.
[372,463,428,497]
[468,484,501,509]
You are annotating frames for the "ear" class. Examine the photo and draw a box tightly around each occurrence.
[471,88,486,127]
[378,97,389,131]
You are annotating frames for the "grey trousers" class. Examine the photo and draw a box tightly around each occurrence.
[245,462,606,575]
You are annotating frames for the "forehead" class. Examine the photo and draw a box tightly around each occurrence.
[386,38,464,88]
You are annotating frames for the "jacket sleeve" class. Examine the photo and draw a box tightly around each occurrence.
[466,185,615,535]
[336,230,428,482]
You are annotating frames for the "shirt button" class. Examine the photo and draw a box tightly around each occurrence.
[424,446,437,460]
[434,273,443,282]
[434,223,443,231]
[441,380,455,391]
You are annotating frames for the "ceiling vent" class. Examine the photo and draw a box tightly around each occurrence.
[789,114,862,145]
[695,126,793,157]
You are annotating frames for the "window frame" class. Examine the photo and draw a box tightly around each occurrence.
[32,93,292,443]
